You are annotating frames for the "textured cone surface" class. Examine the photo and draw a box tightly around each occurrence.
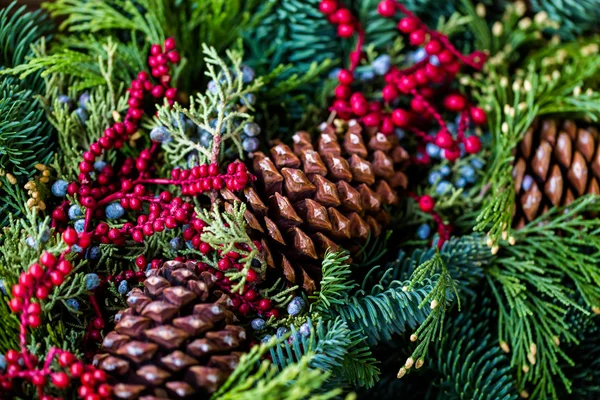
[513,119,600,227]
[222,119,409,292]
[94,260,246,400]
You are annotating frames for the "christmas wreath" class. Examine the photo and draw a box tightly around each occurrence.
[1,0,600,399]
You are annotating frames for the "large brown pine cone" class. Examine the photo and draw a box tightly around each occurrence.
[221,119,409,293]
[94,261,246,400]
[513,119,600,227]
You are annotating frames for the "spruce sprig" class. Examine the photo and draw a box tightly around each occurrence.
[213,336,341,400]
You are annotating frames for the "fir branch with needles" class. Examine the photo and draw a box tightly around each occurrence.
[213,336,341,400]
[157,44,262,166]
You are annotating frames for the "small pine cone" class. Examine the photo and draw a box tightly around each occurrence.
[222,119,409,292]
[94,260,246,400]
[513,119,600,227]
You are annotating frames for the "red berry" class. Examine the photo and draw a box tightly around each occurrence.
[238,302,251,315]
[444,146,461,161]
[40,251,57,268]
[132,230,144,242]
[337,24,355,38]
[78,233,91,249]
[398,17,418,33]
[135,255,147,269]
[419,195,435,212]
[19,273,34,288]
[9,297,23,312]
[409,30,426,46]
[70,362,84,377]
[81,372,96,387]
[58,352,75,367]
[382,84,398,102]
[244,290,258,301]
[410,97,427,113]
[380,115,395,135]
[464,136,482,154]
[469,107,487,125]
[50,271,65,286]
[208,163,219,176]
[425,40,442,55]
[265,308,280,319]
[29,263,44,279]
[334,85,351,99]
[57,260,72,275]
[435,131,454,149]
[218,257,232,271]
[398,75,416,93]
[414,68,429,85]
[258,298,272,311]
[36,286,49,300]
[334,8,352,24]
[85,395,101,400]
[93,369,107,382]
[51,372,70,389]
[199,242,211,255]
[318,0,338,15]
[167,51,181,63]
[438,49,454,64]
[164,37,176,51]
[63,228,78,246]
[27,314,41,328]
[338,69,353,85]
[97,384,112,398]
[443,93,467,112]
[363,113,381,127]
[378,0,396,17]
[32,373,46,386]
[246,269,258,282]
[389,109,409,127]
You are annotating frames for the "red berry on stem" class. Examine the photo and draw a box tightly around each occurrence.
[63,228,78,246]
[409,30,426,46]
[338,69,353,85]
[9,297,23,312]
[318,0,338,15]
[377,0,396,17]
[392,109,410,127]
[362,112,381,127]
[469,107,487,125]
[27,314,41,328]
[437,49,454,64]
[382,85,398,102]
[425,40,442,55]
[36,286,49,300]
[50,270,65,286]
[334,85,351,99]
[258,298,272,311]
[443,93,467,112]
[398,75,416,93]
[334,8,352,24]
[70,362,84,378]
[40,251,57,268]
[58,352,75,367]
[419,195,435,212]
[444,146,461,161]
[398,17,418,33]
[164,37,176,51]
[337,24,355,38]
[51,372,70,389]
[29,263,44,279]
[246,269,258,282]
[57,260,72,275]
[435,131,454,149]
[464,136,482,154]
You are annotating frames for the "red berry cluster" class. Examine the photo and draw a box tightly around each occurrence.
[319,0,358,38]
[175,161,251,195]
[194,262,279,319]
[1,229,110,398]
[413,193,452,247]
[319,0,488,164]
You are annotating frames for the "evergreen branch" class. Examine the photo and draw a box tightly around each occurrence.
[44,0,165,44]
[485,196,600,398]
[430,291,519,400]
[469,47,600,244]
[196,202,266,293]
[213,336,340,400]
[269,317,380,388]
[310,250,356,313]
[157,44,262,166]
